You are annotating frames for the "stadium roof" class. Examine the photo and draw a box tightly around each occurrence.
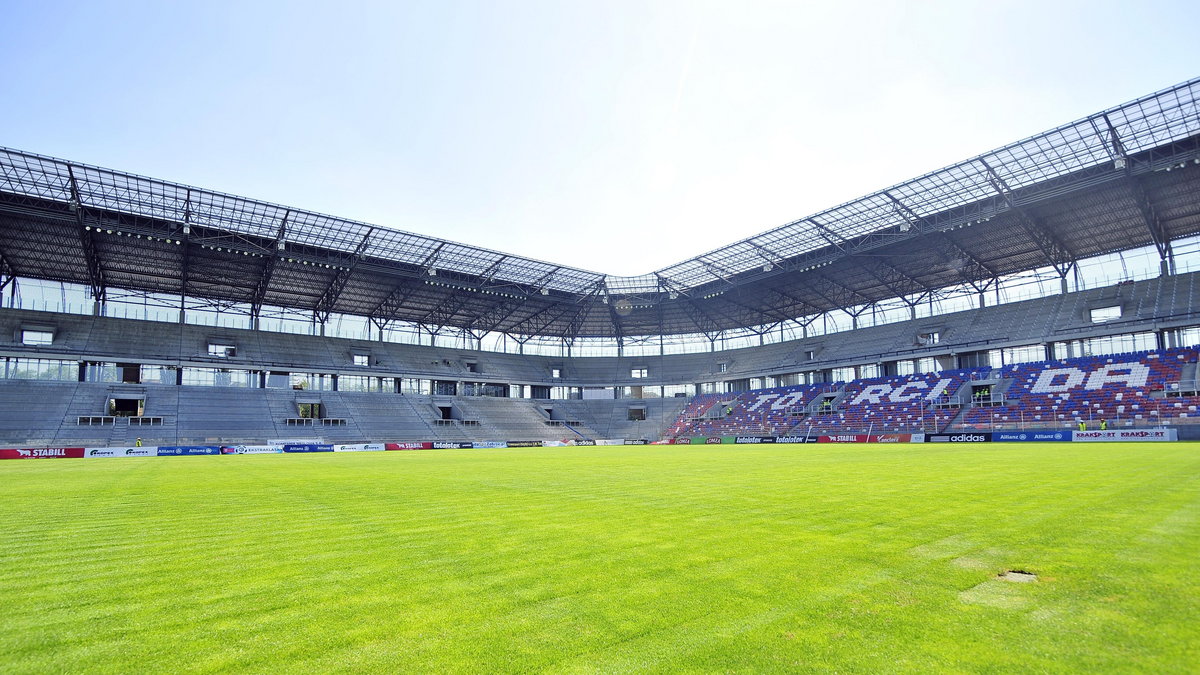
[2,78,1199,339]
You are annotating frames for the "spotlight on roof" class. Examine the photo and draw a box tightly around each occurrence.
[428,269,437,276]
[540,288,550,295]
[1113,157,1127,170]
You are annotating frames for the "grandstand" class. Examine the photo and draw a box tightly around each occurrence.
[1,78,1199,447]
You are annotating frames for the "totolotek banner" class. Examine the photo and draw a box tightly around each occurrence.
[734,436,777,444]
[1073,429,1177,442]
[0,447,86,460]
[432,441,474,449]
[925,433,992,443]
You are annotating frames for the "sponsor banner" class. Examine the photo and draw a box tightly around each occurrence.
[332,443,386,452]
[0,447,86,460]
[572,439,597,447]
[595,439,624,446]
[668,438,694,445]
[544,441,570,447]
[268,438,323,446]
[86,446,159,458]
[873,434,912,444]
[283,444,335,453]
[432,441,474,449]
[773,436,821,444]
[704,437,724,445]
[385,442,430,450]
[506,441,543,448]
[993,431,1071,443]
[734,436,777,444]
[623,439,650,445]
[910,433,926,444]
[1073,429,1177,442]
[156,446,222,456]
[819,434,866,443]
[926,433,992,443]
[474,441,507,449]
[221,445,282,454]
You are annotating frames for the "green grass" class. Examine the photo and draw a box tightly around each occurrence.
[1,443,1198,673]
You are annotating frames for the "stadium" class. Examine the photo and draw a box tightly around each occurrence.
[2,78,1198,671]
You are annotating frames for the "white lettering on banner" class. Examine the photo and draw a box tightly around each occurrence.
[743,394,778,412]
[925,378,952,400]
[1073,429,1175,442]
[849,384,893,406]
[890,382,928,402]
[770,392,807,410]
[1031,368,1088,394]
[1086,363,1150,390]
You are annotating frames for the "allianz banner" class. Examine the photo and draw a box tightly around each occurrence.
[283,444,335,453]
[993,431,1071,442]
[157,446,222,455]
[0,447,86,460]
[1073,429,1177,442]
[85,446,158,458]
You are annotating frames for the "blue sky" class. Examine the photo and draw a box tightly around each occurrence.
[2,0,1197,275]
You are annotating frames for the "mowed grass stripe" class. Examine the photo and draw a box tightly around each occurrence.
[0,443,1197,673]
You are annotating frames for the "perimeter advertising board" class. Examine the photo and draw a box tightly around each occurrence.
[282,444,334,453]
[925,433,992,443]
[993,431,1071,442]
[1073,429,1177,442]
[156,446,222,455]
[332,443,386,452]
[385,442,429,450]
[0,447,86,460]
[85,446,158,458]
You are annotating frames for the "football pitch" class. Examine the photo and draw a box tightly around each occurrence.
[1,442,1197,673]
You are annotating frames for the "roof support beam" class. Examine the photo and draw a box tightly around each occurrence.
[978,158,1076,276]
[314,229,373,323]
[248,211,289,320]
[66,167,106,304]
[1101,114,1176,275]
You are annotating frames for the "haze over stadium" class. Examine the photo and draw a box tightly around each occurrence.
[1,0,1197,277]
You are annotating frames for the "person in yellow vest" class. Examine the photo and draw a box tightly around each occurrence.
[1100,419,1108,431]
[1077,420,1086,432]
[135,438,143,447]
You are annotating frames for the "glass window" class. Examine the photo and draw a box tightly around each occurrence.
[21,330,53,346]
[352,354,370,367]
[1090,306,1121,323]
[207,343,236,358]
[631,368,648,379]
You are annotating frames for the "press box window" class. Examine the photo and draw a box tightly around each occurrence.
[551,368,562,379]
[631,368,648,379]
[21,330,54,346]
[207,343,236,358]
[1090,306,1121,323]
[717,362,728,373]
[352,354,370,367]
[918,332,940,346]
